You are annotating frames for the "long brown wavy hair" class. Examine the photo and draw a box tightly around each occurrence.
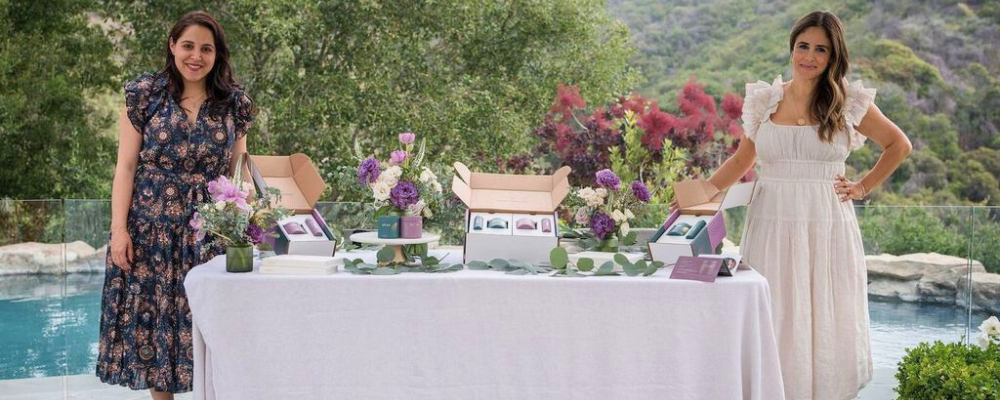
[790,11,849,142]
[162,11,255,116]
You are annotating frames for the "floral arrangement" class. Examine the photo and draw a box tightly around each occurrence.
[354,132,444,218]
[977,316,1000,348]
[189,161,291,248]
[573,168,651,249]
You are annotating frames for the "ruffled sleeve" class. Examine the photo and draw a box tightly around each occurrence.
[123,73,160,132]
[844,80,876,151]
[740,76,783,142]
[232,89,255,141]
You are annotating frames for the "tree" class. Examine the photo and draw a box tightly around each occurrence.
[0,0,118,198]
[97,0,639,199]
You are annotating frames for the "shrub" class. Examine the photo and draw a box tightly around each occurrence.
[895,341,1000,399]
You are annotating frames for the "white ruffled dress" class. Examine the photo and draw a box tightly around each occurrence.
[739,76,875,400]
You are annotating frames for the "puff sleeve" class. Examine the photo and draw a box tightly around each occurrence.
[123,73,157,132]
[844,80,876,151]
[740,76,783,142]
[233,89,255,141]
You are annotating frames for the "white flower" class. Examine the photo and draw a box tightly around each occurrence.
[981,316,1000,337]
[577,187,604,208]
[611,209,626,223]
[371,181,391,202]
[596,188,609,198]
[382,166,403,187]
[215,201,227,211]
[620,221,631,237]
[406,200,427,216]
[422,206,433,218]
[625,209,635,220]
[431,180,443,193]
[419,168,437,184]
[978,332,992,349]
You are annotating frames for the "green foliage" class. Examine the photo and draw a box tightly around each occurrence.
[465,258,549,275]
[859,39,944,96]
[0,0,118,199]
[609,113,689,204]
[894,341,1000,400]
[858,207,967,258]
[100,0,639,188]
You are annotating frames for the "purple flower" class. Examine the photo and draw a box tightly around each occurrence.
[190,212,206,241]
[207,176,250,210]
[631,181,651,203]
[245,224,266,244]
[358,157,381,185]
[389,150,408,165]
[398,132,415,144]
[389,180,421,209]
[595,169,621,190]
[590,212,616,240]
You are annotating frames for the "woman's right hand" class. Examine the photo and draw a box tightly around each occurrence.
[110,227,135,272]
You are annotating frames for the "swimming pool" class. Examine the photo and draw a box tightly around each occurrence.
[0,273,989,380]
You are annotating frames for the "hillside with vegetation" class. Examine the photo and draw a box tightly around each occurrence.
[608,0,1000,206]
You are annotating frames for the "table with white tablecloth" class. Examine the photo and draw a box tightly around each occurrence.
[185,250,785,400]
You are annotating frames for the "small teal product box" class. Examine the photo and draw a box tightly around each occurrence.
[378,216,400,239]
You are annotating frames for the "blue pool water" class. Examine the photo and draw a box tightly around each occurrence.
[0,273,991,379]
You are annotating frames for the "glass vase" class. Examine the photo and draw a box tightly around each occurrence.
[594,237,619,253]
[226,244,254,273]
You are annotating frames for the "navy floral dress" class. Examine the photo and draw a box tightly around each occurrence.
[96,73,253,392]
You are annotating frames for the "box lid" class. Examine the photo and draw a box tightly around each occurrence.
[248,153,326,213]
[451,162,572,213]
[673,179,755,215]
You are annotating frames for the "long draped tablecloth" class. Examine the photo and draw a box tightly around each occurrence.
[185,250,784,400]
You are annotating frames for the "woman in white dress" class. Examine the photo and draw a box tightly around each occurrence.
[702,11,911,400]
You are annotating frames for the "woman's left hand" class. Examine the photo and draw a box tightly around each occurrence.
[834,174,866,202]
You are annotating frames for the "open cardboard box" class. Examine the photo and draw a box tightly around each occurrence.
[452,162,571,264]
[648,179,756,266]
[246,153,338,257]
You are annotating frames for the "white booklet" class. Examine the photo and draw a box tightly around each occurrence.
[259,255,343,275]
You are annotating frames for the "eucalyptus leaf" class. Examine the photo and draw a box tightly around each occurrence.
[523,262,538,275]
[622,262,638,277]
[344,262,359,273]
[376,246,396,263]
[373,267,398,275]
[651,261,664,269]
[579,238,599,250]
[358,263,378,270]
[489,259,510,270]
[577,258,595,272]
[423,256,440,266]
[506,269,529,275]
[614,253,633,269]
[550,247,569,270]
[620,231,638,246]
[596,261,615,275]
[467,261,489,270]
[643,262,659,276]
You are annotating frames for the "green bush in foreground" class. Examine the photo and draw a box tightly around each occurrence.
[895,341,1000,400]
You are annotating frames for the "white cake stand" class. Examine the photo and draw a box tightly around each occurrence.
[349,232,441,264]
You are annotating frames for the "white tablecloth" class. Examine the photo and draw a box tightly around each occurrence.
[185,250,784,400]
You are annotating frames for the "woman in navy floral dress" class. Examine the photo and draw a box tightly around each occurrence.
[96,11,255,399]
